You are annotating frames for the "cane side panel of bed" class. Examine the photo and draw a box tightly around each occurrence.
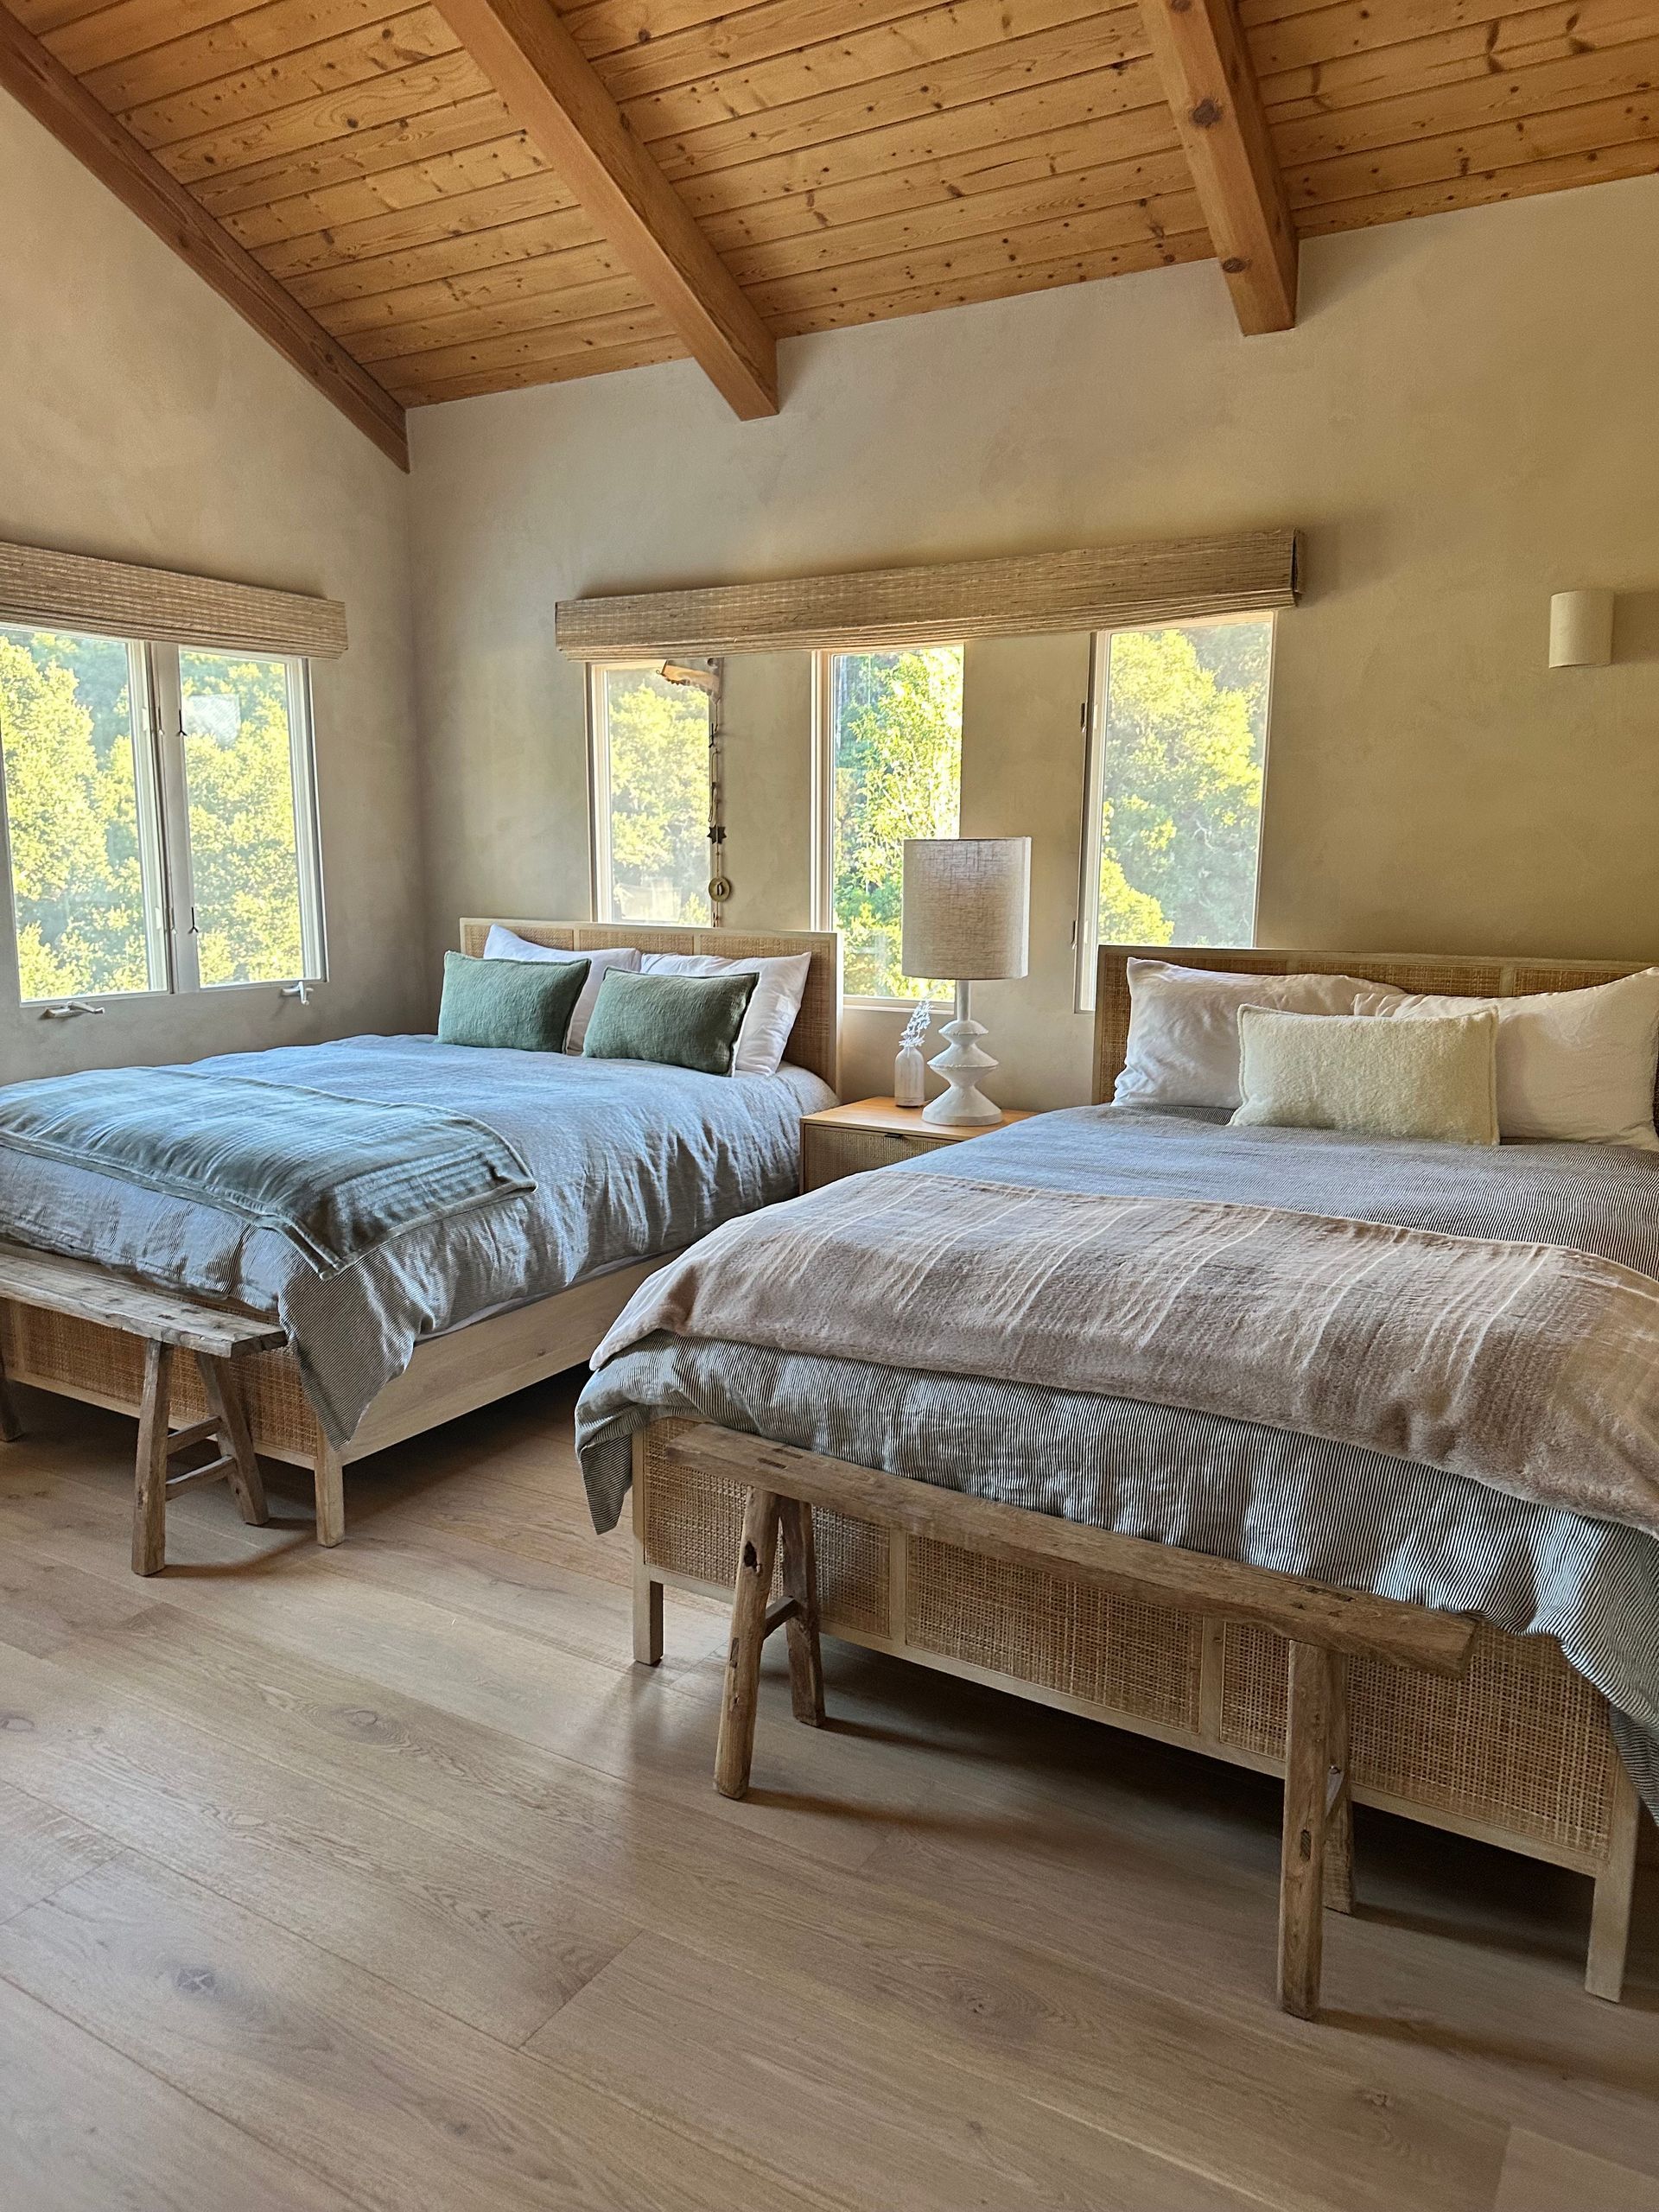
[2,1300,323,1459]
[461,918,842,1095]
[635,1423,1627,1872]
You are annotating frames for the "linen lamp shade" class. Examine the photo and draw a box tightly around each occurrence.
[901,838,1031,982]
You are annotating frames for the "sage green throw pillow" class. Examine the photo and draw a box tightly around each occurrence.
[582,968,758,1076]
[437,950,588,1052]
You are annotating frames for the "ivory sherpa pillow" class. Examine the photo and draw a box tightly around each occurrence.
[1231,1005,1500,1146]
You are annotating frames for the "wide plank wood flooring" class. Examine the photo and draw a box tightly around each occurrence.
[1,1374,1656,2212]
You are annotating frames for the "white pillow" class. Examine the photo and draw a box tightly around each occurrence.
[1233,1006,1500,1146]
[1115,958,1404,1111]
[1352,969,1659,1149]
[482,926,640,1052]
[640,950,811,1077]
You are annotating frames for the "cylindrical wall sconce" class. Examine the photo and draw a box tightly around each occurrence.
[1549,589,1615,669]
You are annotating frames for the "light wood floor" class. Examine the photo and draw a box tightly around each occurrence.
[1,1377,1656,2212]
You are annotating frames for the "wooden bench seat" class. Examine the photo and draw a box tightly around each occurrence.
[668,1421,1480,2023]
[0,1240,287,1574]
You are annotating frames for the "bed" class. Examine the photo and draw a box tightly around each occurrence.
[598,944,1659,2005]
[0,918,840,1546]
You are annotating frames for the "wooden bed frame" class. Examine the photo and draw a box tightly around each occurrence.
[0,918,841,1548]
[632,943,1656,2004]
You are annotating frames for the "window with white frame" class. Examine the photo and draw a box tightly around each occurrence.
[813,644,963,1001]
[0,624,325,1003]
[588,664,713,926]
[1077,614,1275,1006]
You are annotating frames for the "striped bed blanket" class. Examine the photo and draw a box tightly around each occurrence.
[576,1105,1659,1815]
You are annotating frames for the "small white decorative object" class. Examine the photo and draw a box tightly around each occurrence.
[900,836,1032,1128]
[893,1002,931,1109]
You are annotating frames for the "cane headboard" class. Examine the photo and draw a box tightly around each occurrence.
[1093,944,1659,1108]
[460,919,842,1094]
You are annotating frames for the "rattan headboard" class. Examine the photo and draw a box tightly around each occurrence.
[460,919,842,1095]
[1093,944,1659,1107]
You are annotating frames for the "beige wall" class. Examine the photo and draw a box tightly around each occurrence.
[409,169,1659,1112]
[0,95,423,1084]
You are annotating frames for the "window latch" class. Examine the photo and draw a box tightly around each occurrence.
[39,1000,106,1020]
[280,980,314,1005]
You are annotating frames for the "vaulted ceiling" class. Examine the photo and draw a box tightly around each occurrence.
[4,0,1656,467]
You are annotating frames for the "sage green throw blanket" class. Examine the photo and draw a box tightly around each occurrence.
[0,1068,535,1280]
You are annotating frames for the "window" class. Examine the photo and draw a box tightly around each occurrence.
[1078,615,1274,1005]
[814,645,963,1000]
[0,625,324,1003]
[588,664,712,925]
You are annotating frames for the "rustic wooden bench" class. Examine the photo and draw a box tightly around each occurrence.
[0,1241,288,1575]
[667,1422,1480,2022]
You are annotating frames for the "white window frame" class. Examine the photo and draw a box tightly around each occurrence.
[585,664,617,923]
[810,642,965,1009]
[0,627,327,1008]
[1075,613,1276,1014]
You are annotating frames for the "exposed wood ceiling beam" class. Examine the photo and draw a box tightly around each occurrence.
[0,4,408,471]
[1138,0,1298,335]
[430,0,779,421]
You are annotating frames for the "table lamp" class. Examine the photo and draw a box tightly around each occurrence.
[900,836,1031,1126]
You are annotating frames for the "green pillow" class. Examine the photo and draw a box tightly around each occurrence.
[582,968,758,1076]
[436,950,588,1052]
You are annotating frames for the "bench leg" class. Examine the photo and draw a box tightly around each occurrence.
[132,1340,175,1577]
[1323,1656,1355,1916]
[715,1485,781,1801]
[779,1497,825,1727]
[314,1445,346,1548]
[1586,1756,1641,2002]
[1279,1640,1342,2020]
[197,1357,269,1529]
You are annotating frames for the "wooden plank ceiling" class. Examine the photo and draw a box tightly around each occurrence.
[7,0,1659,426]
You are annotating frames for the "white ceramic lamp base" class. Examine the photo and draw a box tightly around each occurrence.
[922,984,1002,1126]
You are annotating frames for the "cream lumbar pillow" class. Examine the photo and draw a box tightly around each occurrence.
[1114,959,1405,1112]
[1231,1005,1500,1146]
[1353,969,1659,1151]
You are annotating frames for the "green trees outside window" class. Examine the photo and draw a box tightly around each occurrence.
[1095,619,1273,950]
[0,627,156,1000]
[600,667,711,925]
[0,626,321,1002]
[180,651,308,986]
[830,645,963,999]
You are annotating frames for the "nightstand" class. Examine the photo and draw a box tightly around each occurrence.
[800,1096,1037,1192]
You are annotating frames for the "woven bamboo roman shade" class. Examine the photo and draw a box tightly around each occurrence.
[556,529,1300,662]
[0,539,347,658]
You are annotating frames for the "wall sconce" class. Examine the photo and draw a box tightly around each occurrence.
[1549,590,1614,669]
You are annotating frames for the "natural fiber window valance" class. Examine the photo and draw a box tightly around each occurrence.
[555,528,1300,662]
[0,539,348,660]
